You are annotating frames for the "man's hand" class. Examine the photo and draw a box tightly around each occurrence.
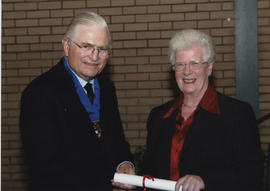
[175,175,205,191]
[111,162,136,190]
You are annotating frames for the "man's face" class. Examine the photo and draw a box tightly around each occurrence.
[62,24,109,81]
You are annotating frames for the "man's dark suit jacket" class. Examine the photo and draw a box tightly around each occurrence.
[20,57,133,191]
[142,93,264,191]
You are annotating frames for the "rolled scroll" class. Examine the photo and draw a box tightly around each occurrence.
[113,173,182,191]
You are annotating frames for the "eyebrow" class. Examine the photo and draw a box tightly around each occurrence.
[81,42,109,49]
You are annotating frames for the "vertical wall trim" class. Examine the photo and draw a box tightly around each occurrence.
[235,0,259,118]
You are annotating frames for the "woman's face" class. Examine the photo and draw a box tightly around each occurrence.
[174,46,213,98]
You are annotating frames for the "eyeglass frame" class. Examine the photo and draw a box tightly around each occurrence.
[173,61,208,72]
[68,38,111,57]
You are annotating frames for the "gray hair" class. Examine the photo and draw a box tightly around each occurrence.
[64,11,112,50]
[169,29,215,65]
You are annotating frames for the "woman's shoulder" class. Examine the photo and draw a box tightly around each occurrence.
[150,99,176,117]
[217,92,254,113]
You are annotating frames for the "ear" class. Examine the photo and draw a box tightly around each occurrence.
[62,38,70,57]
[207,61,214,76]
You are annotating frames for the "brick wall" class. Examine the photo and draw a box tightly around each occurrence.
[2,0,270,190]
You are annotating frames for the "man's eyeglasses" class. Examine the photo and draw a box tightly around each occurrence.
[69,39,110,57]
[173,61,208,72]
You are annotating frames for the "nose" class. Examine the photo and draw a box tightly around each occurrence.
[183,64,191,75]
[90,48,99,61]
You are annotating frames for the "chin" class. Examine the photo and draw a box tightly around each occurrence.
[182,88,197,95]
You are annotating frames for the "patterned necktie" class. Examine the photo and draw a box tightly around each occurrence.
[84,82,95,103]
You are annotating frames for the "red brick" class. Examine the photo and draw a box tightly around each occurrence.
[126,73,149,81]
[14,2,37,10]
[2,37,15,44]
[2,20,15,28]
[173,4,196,12]
[138,81,162,89]
[198,20,222,28]
[51,10,74,18]
[2,3,14,11]
[38,2,61,9]
[4,28,27,36]
[17,36,39,44]
[149,22,172,30]
[160,0,184,4]
[137,31,161,39]
[125,23,147,31]
[27,10,49,18]
[222,2,234,10]
[115,81,138,89]
[99,7,122,16]
[211,11,234,19]
[112,15,135,23]
[148,39,169,47]
[198,3,221,11]
[160,13,184,21]
[3,11,26,19]
[112,41,123,48]
[113,65,137,73]
[28,27,50,35]
[148,5,171,13]
[150,89,174,97]
[111,0,135,6]
[123,40,147,48]
[39,18,62,26]
[136,14,159,22]
[186,12,210,20]
[7,45,29,52]
[136,0,159,5]
[137,48,161,56]
[112,49,137,57]
[17,52,41,60]
[40,35,63,43]
[109,24,124,32]
[87,0,110,7]
[112,32,136,40]
[125,56,148,64]
[63,1,86,9]
[123,7,147,15]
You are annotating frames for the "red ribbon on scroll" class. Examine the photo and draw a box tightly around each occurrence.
[142,174,154,191]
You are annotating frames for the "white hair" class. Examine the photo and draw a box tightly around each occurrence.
[64,11,112,50]
[169,29,215,65]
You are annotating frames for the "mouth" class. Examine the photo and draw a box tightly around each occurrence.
[183,78,196,83]
[83,62,99,67]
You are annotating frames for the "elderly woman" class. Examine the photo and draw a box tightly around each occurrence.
[142,29,264,191]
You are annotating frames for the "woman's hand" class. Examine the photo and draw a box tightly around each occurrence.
[175,175,205,191]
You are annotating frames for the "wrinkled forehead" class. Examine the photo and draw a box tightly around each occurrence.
[72,24,109,45]
[176,44,206,59]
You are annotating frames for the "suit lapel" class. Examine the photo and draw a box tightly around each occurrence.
[54,60,98,138]
[181,108,204,154]
[158,109,178,178]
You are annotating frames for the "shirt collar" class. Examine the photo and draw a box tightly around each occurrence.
[199,85,220,115]
[163,85,220,119]
[65,61,94,88]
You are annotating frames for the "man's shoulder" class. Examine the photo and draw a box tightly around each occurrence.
[22,59,66,95]
[97,74,116,93]
[98,74,113,86]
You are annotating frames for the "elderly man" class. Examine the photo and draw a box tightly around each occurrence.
[20,12,134,191]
